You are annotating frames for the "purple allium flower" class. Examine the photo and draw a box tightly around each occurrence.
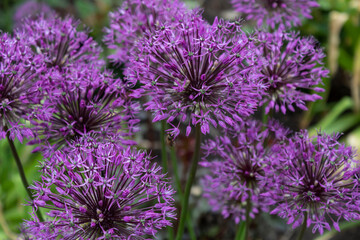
[30,67,139,151]
[0,32,44,142]
[103,0,189,65]
[270,130,360,234]
[129,13,264,137]
[16,14,103,76]
[200,119,290,223]
[24,141,176,239]
[13,0,52,29]
[231,0,319,29]
[256,30,328,114]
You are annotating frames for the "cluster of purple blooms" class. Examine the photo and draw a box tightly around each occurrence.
[256,29,328,114]
[231,0,319,29]
[0,0,359,239]
[104,0,189,65]
[0,32,44,141]
[200,120,291,224]
[201,122,360,234]
[24,141,176,239]
[2,3,171,239]
[128,12,264,137]
[270,131,360,234]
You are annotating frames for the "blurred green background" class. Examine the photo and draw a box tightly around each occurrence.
[1,0,360,239]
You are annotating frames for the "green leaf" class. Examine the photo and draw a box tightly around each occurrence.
[321,113,360,133]
[309,96,353,135]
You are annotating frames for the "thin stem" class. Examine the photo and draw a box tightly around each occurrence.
[175,124,201,240]
[170,147,196,240]
[167,225,174,240]
[160,121,172,239]
[262,106,269,128]
[4,127,44,221]
[244,196,251,240]
[296,212,308,240]
[160,120,168,173]
[262,106,273,129]
[235,221,246,240]
[170,148,182,197]
[5,130,32,199]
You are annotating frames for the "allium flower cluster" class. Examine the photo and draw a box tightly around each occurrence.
[130,13,264,137]
[0,33,44,141]
[24,141,176,239]
[200,120,290,223]
[270,130,360,234]
[104,0,189,64]
[16,14,103,79]
[231,0,319,29]
[13,0,52,28]
[256,30,328,114]
[30,66,139,151]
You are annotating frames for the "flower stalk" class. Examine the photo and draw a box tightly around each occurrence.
[5,127,43,222]
[170,147,197,240]
[244,196,252,240]
[175,124,201,240]
[235,221,246,240]
[161,121,173,240]
[160,120,168,173]
[296,212,308,240]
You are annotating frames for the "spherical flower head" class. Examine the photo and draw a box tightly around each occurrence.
[30,66,140,151]
[24,141,176,239]
[256,30,328,114]
[129,13,265,137]
[13,0,52,29]
[231,0,319,29]
[270,130,360,234]
[200,119,290,223]
[104,0,189,65]
[0,33,44,142]
[16,14,104,77]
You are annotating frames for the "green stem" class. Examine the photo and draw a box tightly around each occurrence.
[160,121,172,239]
[175,124,202,240]
[244,197,251,240]
[167,225,174,240]
[170,148,182,198]
[262,106,269,127]
[235,221,246,240]
[296,212,308,240]
[170,147,196,240]
[262,106,274,129]
[4,127,44,222]
[160,120,168,174]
